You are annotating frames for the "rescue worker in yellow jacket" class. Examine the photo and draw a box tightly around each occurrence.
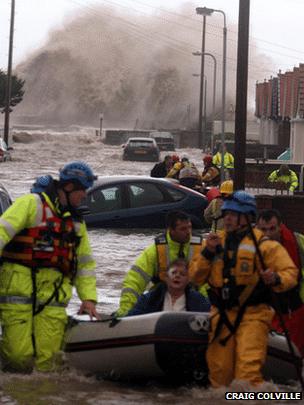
[116,211,205,316]
[212,144,234,169]
[166,156,190,179]
[0,161,99,373]
[190,191,298,387]
[268,164,298,192]
[204,180,233,232]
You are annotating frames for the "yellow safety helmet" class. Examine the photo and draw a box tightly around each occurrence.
[220,180,233,195]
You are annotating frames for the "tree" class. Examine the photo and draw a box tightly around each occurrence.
[0,69,25,109]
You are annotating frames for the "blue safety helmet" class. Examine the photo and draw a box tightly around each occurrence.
[221,190,257,216]
[31,175,53,193]
[59,161,97,190]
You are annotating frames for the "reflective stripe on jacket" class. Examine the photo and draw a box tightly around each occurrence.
[0,193,97,307]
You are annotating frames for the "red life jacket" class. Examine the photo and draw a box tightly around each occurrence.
[280,224,301,270]
[2,198,80,277]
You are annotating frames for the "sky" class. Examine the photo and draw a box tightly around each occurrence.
[0,0,304,78]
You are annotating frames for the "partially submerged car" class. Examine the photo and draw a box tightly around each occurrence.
[83,176,208,228]
[151,131,175,151]
[122,137,160,162]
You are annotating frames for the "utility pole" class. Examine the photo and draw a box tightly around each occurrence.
[198,15,206,150]
[234,0,250,190]
[4,0,15,145]
[203,77,207,150]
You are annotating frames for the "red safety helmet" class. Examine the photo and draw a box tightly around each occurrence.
[203,155,213,165]
[206,187,221,203]
[171,154,180,163]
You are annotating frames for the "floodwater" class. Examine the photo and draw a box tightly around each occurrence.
[0,128,301,404]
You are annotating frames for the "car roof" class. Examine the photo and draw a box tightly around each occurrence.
[152,132,173,138]
[92,175,173,187]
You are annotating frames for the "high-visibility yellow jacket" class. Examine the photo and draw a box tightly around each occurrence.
[117,231,205,316]
[0,193,97,309]
[189,228,298,304]
[166,162,182,179]
[201,166,220,185]
[204,198,224,233]
[268,169,299,192]
[212,152,234,169]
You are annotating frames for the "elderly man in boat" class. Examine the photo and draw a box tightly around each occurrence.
[116,210,208,317]
[127,258,210,315]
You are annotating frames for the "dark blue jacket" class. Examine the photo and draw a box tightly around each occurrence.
[127,283,210,316]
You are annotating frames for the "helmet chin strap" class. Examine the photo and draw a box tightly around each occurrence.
[236,212,249,232]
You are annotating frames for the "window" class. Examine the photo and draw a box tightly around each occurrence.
[87,186,122,213]
[128,183,166,208]
[128,141,153,148]
[166,187,185,202]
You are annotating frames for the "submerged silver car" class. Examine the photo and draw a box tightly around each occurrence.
[122,137,160,162]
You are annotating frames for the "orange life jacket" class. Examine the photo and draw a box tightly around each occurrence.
[2,198,80,277]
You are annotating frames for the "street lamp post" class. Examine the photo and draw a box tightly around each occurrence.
[193,51,217,152]
[4,0,15,146]
[192,74,208,150]
[196,6,227,182]
[99,113,104,138]
[195,7,213,151]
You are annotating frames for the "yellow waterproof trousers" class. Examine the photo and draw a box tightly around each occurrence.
[0,304,67,372]
[207,305,274,387]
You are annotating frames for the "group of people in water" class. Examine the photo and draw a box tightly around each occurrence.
[151,144,299,193]
[150,144,234,191]
[0,157,302,391]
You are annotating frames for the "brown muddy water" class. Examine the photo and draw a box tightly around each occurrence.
[0,128,301,404]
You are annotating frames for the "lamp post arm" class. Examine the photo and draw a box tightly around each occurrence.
[213,9,227,28]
